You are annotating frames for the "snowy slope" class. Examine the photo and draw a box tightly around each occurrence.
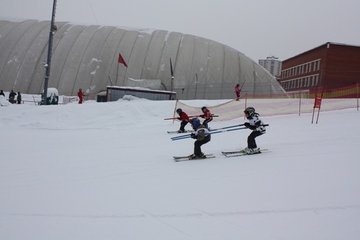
[1,97,360,240]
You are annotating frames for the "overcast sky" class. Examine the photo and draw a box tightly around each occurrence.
[1,0,359,62]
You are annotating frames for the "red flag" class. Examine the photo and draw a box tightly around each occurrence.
[118,53,128,67]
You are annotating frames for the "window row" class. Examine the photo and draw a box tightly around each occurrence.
[281,59,321,78]
[281,75,319,89]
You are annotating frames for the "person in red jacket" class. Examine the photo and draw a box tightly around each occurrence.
[235,84,241,100]
[200,106,213,129]
[78,88,85,104]
[176,108,190,133]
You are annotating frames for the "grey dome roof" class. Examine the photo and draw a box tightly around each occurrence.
[0,19,285,99]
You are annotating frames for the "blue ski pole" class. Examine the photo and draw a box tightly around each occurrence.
[171,124,243,141]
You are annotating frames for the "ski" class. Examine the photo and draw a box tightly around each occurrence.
[173,154,215,162]
[221,148,269,155]
[222,149,270,158]
[167,130,193,134]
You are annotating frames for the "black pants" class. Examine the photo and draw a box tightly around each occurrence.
[247,131,263,148]
[202,119,212,129]
[180,121,188,132]
[194,135,211,156]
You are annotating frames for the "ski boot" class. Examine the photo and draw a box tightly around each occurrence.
[188,153,207,160]
[244,147,261,155]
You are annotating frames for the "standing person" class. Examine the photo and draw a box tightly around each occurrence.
[242,107,266,154]
[0,90,4,97]
[77,88,85,104]
[188,118,211,159]
[176,108,190,133]
[9,90,16,104]
[199,106,213,129]
[17,92,22,104]
[235,84,241,100]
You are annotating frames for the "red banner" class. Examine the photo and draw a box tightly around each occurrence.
[313,97,322,108]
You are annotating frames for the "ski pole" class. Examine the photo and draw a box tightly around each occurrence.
[164,114,219,120]
[164,115,198,120]
[210,123,269,132]
[171,124,269,141]
[171,127,247,141]
[210,124,243,131]
[210,127,247,135]
[171,124,244,141]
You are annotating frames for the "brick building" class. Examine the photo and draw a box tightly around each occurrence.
[278,42,360,92]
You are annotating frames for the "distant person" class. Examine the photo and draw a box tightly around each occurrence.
[176,108,190,133]
[77,88,85,104]
[199,106,213,129]
[0,90,4,97]
[9,90,16,104]
[17,92,22,104]
[188,118,211,159]
[235,84,241,100]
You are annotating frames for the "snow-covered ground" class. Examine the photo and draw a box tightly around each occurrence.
[1,95,360,240]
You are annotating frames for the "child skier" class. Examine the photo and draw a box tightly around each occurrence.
[188,118,211,159]
[242,107,266,154]
[235,84,241,100]
[176,108,190,133]
[199,106,213,129]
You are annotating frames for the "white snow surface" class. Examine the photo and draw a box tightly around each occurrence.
[1,96,360,240]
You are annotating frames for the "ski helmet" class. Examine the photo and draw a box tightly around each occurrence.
[201,106,207,112]
[190,117,201,129]
[244,107,256,117]
[176,108,182,114]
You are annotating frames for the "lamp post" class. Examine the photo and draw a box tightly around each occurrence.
[43,0,57,105]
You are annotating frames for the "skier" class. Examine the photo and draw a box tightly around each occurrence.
[17,92,22,104]
[77,88,86,104]
[242,107,266,154]
[9,90,16,104]
[235,84,241,100]
[199,106,213,129]
[188,117,211,159]
[176,108,190,133]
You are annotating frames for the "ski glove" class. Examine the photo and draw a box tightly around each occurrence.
[190,133,197,139]
[177,117,181,120]
[244,122,250,128]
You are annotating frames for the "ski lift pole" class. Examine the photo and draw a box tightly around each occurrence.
[194,73,198,99]
[43,0,57,105]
